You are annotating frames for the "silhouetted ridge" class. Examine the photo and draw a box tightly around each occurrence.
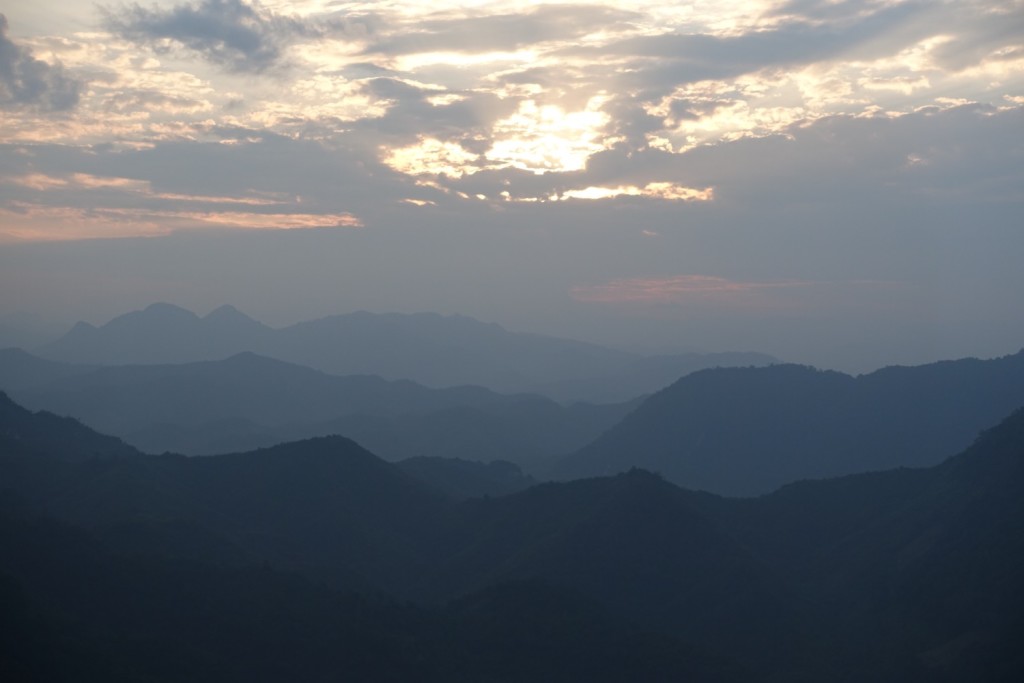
[204,304,252,322]
[555,351,1024,495]
[203,304,268,338]
[396,457,536,499]
[0,420,448,592]
[101,302,200,334]
[65,320,96,334]
[189,436,449,551]
[5,348,635,462]
[947,404,1024,463]
[37,302,273,366]
[141,301,198,318]
[0,386,1022,680]
[0,347,94,391]
[0,391,139,461]
[421,466,801,662]
[10,352,522,434]
[36,303,776,401]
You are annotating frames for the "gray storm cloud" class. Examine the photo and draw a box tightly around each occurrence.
[0,14,82,111]
[103,0,358,72]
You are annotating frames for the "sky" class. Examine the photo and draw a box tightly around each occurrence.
[1,0,1022,372]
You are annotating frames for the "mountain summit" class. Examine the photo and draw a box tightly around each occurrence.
[39,302,272,365]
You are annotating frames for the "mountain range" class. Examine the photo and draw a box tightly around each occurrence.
[33,303,776,402]
[1,391,1020,681]
[552,350,1024,495]
[6,344,1023,496]
[0,348,636,464]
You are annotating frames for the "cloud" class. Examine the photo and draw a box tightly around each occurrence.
[578,2,933,96]
[103,0,338,72]
[356,78,515,143]
[0,14,83,111]
[927,2,1024,71]
[0,201,359,242]
[556,183,713,202]
[2,169,287,204]
[415,99,1023,219]
[772,0,904,24]
[101,89,213,115]
[0,123,424,240]
[365,5,638,57]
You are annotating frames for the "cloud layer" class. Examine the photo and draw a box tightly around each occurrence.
[3,0,1021,235]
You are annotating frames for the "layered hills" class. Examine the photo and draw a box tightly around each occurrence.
[33,303,774,402]
[8,344,1023,496]
[1,392,1021,680]
[0,349,635,463]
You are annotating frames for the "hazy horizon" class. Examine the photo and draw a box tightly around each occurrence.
[2,1,1022,374]
[4,295,1024,378]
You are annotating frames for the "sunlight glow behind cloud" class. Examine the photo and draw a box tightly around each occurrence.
[0,0,1021,239]
[486,98,611,173]
[558,184,714,201]
[0,1,1021,373]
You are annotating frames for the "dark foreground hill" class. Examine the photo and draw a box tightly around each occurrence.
[394,457,537,499]
[0,512,739,683]
[552,351,1024,495]
[1,349,635,464]
[0,395,745,682]
[1,392,1021,681]
[0,388,139,462]
[34,302,774,402]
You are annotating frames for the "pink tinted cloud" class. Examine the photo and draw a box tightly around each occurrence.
[0,203,361,242]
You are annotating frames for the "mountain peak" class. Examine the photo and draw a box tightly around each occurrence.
[98,303,200,332]
[58,320,97,339]
[141,302,197,318]
[204,304,255,323]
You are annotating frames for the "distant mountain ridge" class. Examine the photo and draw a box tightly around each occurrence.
[35,303,776,402]
[553,351,1024,495]
[47,303,274,365]
[1,349,637,464]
